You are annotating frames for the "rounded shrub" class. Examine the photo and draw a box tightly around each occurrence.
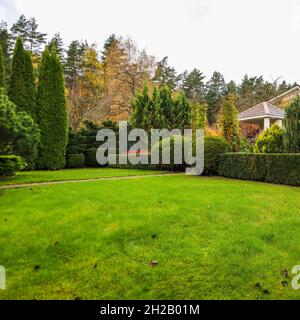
[67,153,85,169]
[0,90,40,169]
[0,155,26,177]
[204,136,231,175]
[254,124,284,154]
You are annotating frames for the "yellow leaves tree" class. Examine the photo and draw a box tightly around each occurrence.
[102,37,155,121]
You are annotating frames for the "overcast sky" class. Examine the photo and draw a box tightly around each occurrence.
[1,0,300,84]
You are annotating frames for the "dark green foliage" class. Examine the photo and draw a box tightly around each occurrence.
[36,48,68,169]
[153,136,188,171]
[0,155,26,177]
[84,148,101,167]
[0,22,12,83]
[181,68,206,102]
[0,45,5,89]
[23,51,37,120]
[8,38,37,120]
[0,90,40,169]
[219,153,300,186]
[131,84,191,131]
[65,40,87,88]
[221,94,241,151]
[254,124,284,153]
[226,80,237,95]
[237,75,281,112]
[204,136,231,175]
[206,71,226,125]
[67,121,120,167]
[284,98,300,153]
[153,57,179,90]
[67,153,85,168]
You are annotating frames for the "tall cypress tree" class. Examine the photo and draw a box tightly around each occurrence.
[221,94,241,151]
[24,51,36,121]
[8,37,36,120]
[36,48,68,169]
[0,45,5,89]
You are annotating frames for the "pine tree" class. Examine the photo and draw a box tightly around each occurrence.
[48,32,65,64]
[11,15,28,43]
[11,15,47,54]
[226,80,237,95]
[36,48,68,169]
[221,93,241,151]
[206,71,226,125]
[27,17,47,54]
[65,40,86,89]
[101,34,117,63]
[0,45,5,89]
[8,38,36,120]
[284,97,300,153]
[181,68,206,102]
[153,57,179,90]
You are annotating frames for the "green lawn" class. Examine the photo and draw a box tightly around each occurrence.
[0,169,299,300]
[0,168,165,186]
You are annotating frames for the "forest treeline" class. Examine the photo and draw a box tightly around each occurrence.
[0,15,297,129]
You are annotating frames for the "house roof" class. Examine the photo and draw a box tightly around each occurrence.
[269,85,300,104]
[238,102,285,121]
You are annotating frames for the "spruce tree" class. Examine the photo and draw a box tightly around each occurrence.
[221,93,241,151]
[8,38,36,120]
[0,45,5,89]
[36,48,68,169]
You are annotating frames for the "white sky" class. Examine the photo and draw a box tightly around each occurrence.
[1,0,300,84]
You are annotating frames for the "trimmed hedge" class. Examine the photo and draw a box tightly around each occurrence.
[67,153,85,168]
[84,148,103,168]
[0,155,26,177]
[204,136,231,175]
[219,153,300,186]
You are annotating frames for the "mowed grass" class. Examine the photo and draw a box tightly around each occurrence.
[0,168,165,186]
[0,172,300,300]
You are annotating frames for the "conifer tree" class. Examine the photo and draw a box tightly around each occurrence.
[0,22,11,83]
[0,45,5,89]
[8,38,36,120]
[36,48,68,169]
[206,71,226,125]
[221,93,241,151]
[48,32,65,64]
[284,97,300,153]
